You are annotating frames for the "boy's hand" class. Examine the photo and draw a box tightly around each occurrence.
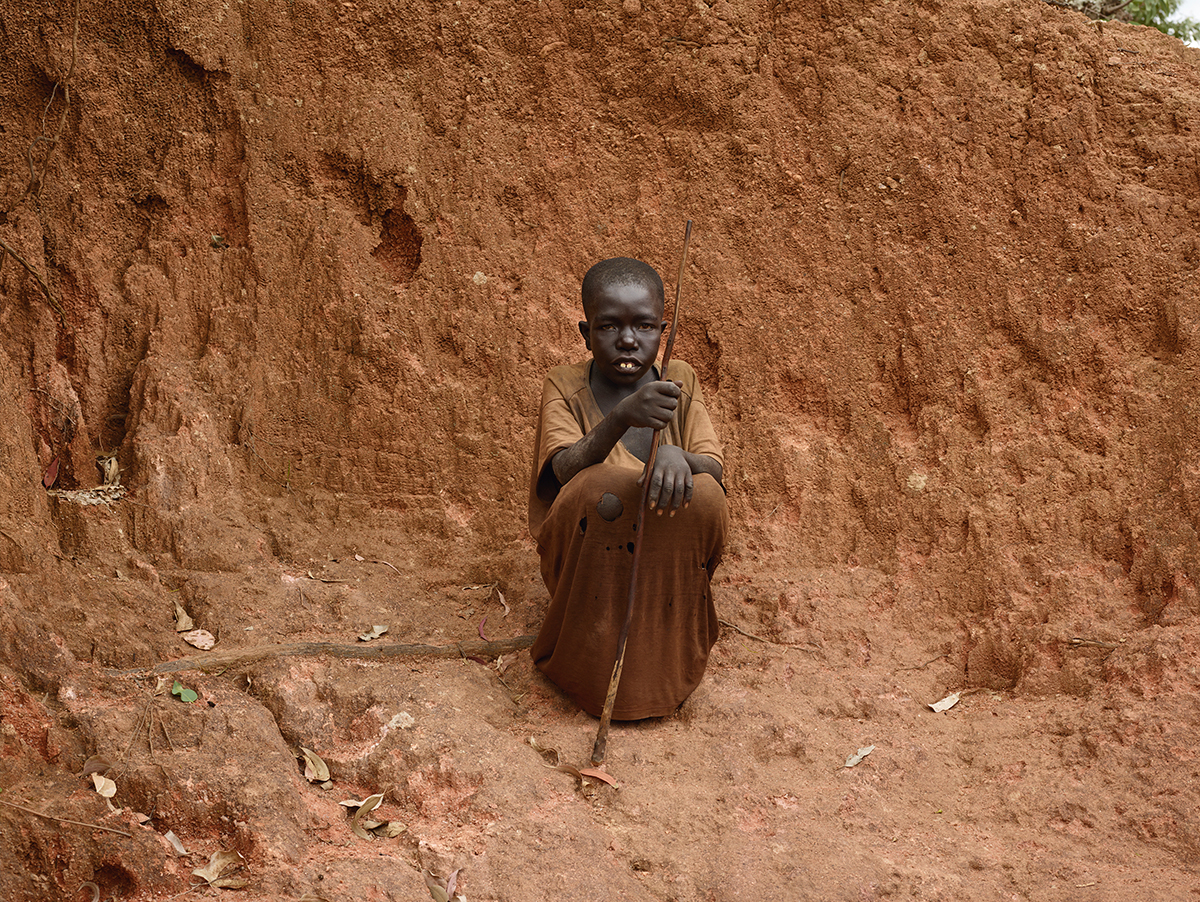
[616,380,682,430]
[641,444,693,514]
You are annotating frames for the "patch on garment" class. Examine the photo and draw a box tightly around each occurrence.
[596,492,623,521]
[579,517,587,535]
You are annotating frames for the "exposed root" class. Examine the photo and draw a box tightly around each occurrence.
[0,236,65,323]
[112,635,537,676]
[0,798,132,838]
[25,0,80,200]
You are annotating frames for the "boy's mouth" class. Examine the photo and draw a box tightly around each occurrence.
[616,361,639,372]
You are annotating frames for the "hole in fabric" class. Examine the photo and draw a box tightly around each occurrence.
[597,492,623,521]
[626,542,635,553]
[579,517,588,534]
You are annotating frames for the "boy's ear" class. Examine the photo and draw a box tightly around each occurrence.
[578,320,592,349]
[660,320,669,334]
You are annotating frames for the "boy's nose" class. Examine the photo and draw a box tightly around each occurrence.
[617,328,638,346]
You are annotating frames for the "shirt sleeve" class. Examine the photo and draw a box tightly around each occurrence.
[667,361,723,467]
[528,366,586,540]
[534,378,585,504]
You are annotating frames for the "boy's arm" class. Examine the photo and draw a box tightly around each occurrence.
[551,380,682,487]
[642,446,723,514]
[550,411,628,486]
[683,450,722,484]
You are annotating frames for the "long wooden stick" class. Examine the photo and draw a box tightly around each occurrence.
[591,220,692,767]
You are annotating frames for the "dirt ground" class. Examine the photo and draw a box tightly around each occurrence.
[3,0,1200,899]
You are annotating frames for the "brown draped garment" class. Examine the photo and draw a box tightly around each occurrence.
[528,359,728,720]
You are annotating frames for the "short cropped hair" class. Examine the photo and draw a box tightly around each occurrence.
[581,257,665,319]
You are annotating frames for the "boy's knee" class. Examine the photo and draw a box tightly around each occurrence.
[596,491,624,521]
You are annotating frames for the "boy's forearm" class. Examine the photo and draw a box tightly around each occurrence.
[551,411,629,486]
[553,420,723,488]
[684,451,723,484]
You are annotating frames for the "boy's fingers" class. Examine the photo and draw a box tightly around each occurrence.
[655,470,675,513]
[648,468,664,508]
[672,474,689,512]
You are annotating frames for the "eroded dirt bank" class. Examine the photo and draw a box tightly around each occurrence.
[2,0,1200,899]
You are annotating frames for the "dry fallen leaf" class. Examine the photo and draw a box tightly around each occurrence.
[843,745,876,768]
[192,849,248,889]
[578,767,619,787]
[299,747,330,783]
[371,820,407,838]
[425,874,449,902]
[495,587,509,616]
[42,456,60,489]
[163,829,188,856]
[928,692,961,713]
[350,793,384,840]
[173,600,195,632]
[528,738,618,788]
[528,736,559,763]
[81,755,112,777]
[182,629,216,650]
[357,625,388,642]
[353,553,364,561]
[91,773,117,799]
[424,868,463,902]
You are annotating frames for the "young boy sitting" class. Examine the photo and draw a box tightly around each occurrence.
[528,257,729,720]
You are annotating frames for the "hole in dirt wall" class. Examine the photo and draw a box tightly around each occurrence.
[372,206,423,283]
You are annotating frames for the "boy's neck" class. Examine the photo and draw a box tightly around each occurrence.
[589,361,659,416]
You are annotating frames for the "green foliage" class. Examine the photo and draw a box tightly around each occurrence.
[172,680,199,703]
[1121,0,1200,42]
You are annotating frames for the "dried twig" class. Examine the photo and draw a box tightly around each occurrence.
[116,696,155,771]
[156,708,176,752]
[111,635,536,677]
[243,433,295,494]
[1064,637,1118,650]
[718,618,821,652]
[896,652,949,671]
[304,572,347,584]
[0,798,132,838]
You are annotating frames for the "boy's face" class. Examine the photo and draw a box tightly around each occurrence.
[579,280,667,389]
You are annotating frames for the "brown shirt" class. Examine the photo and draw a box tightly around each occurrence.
[528,359,723,542]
